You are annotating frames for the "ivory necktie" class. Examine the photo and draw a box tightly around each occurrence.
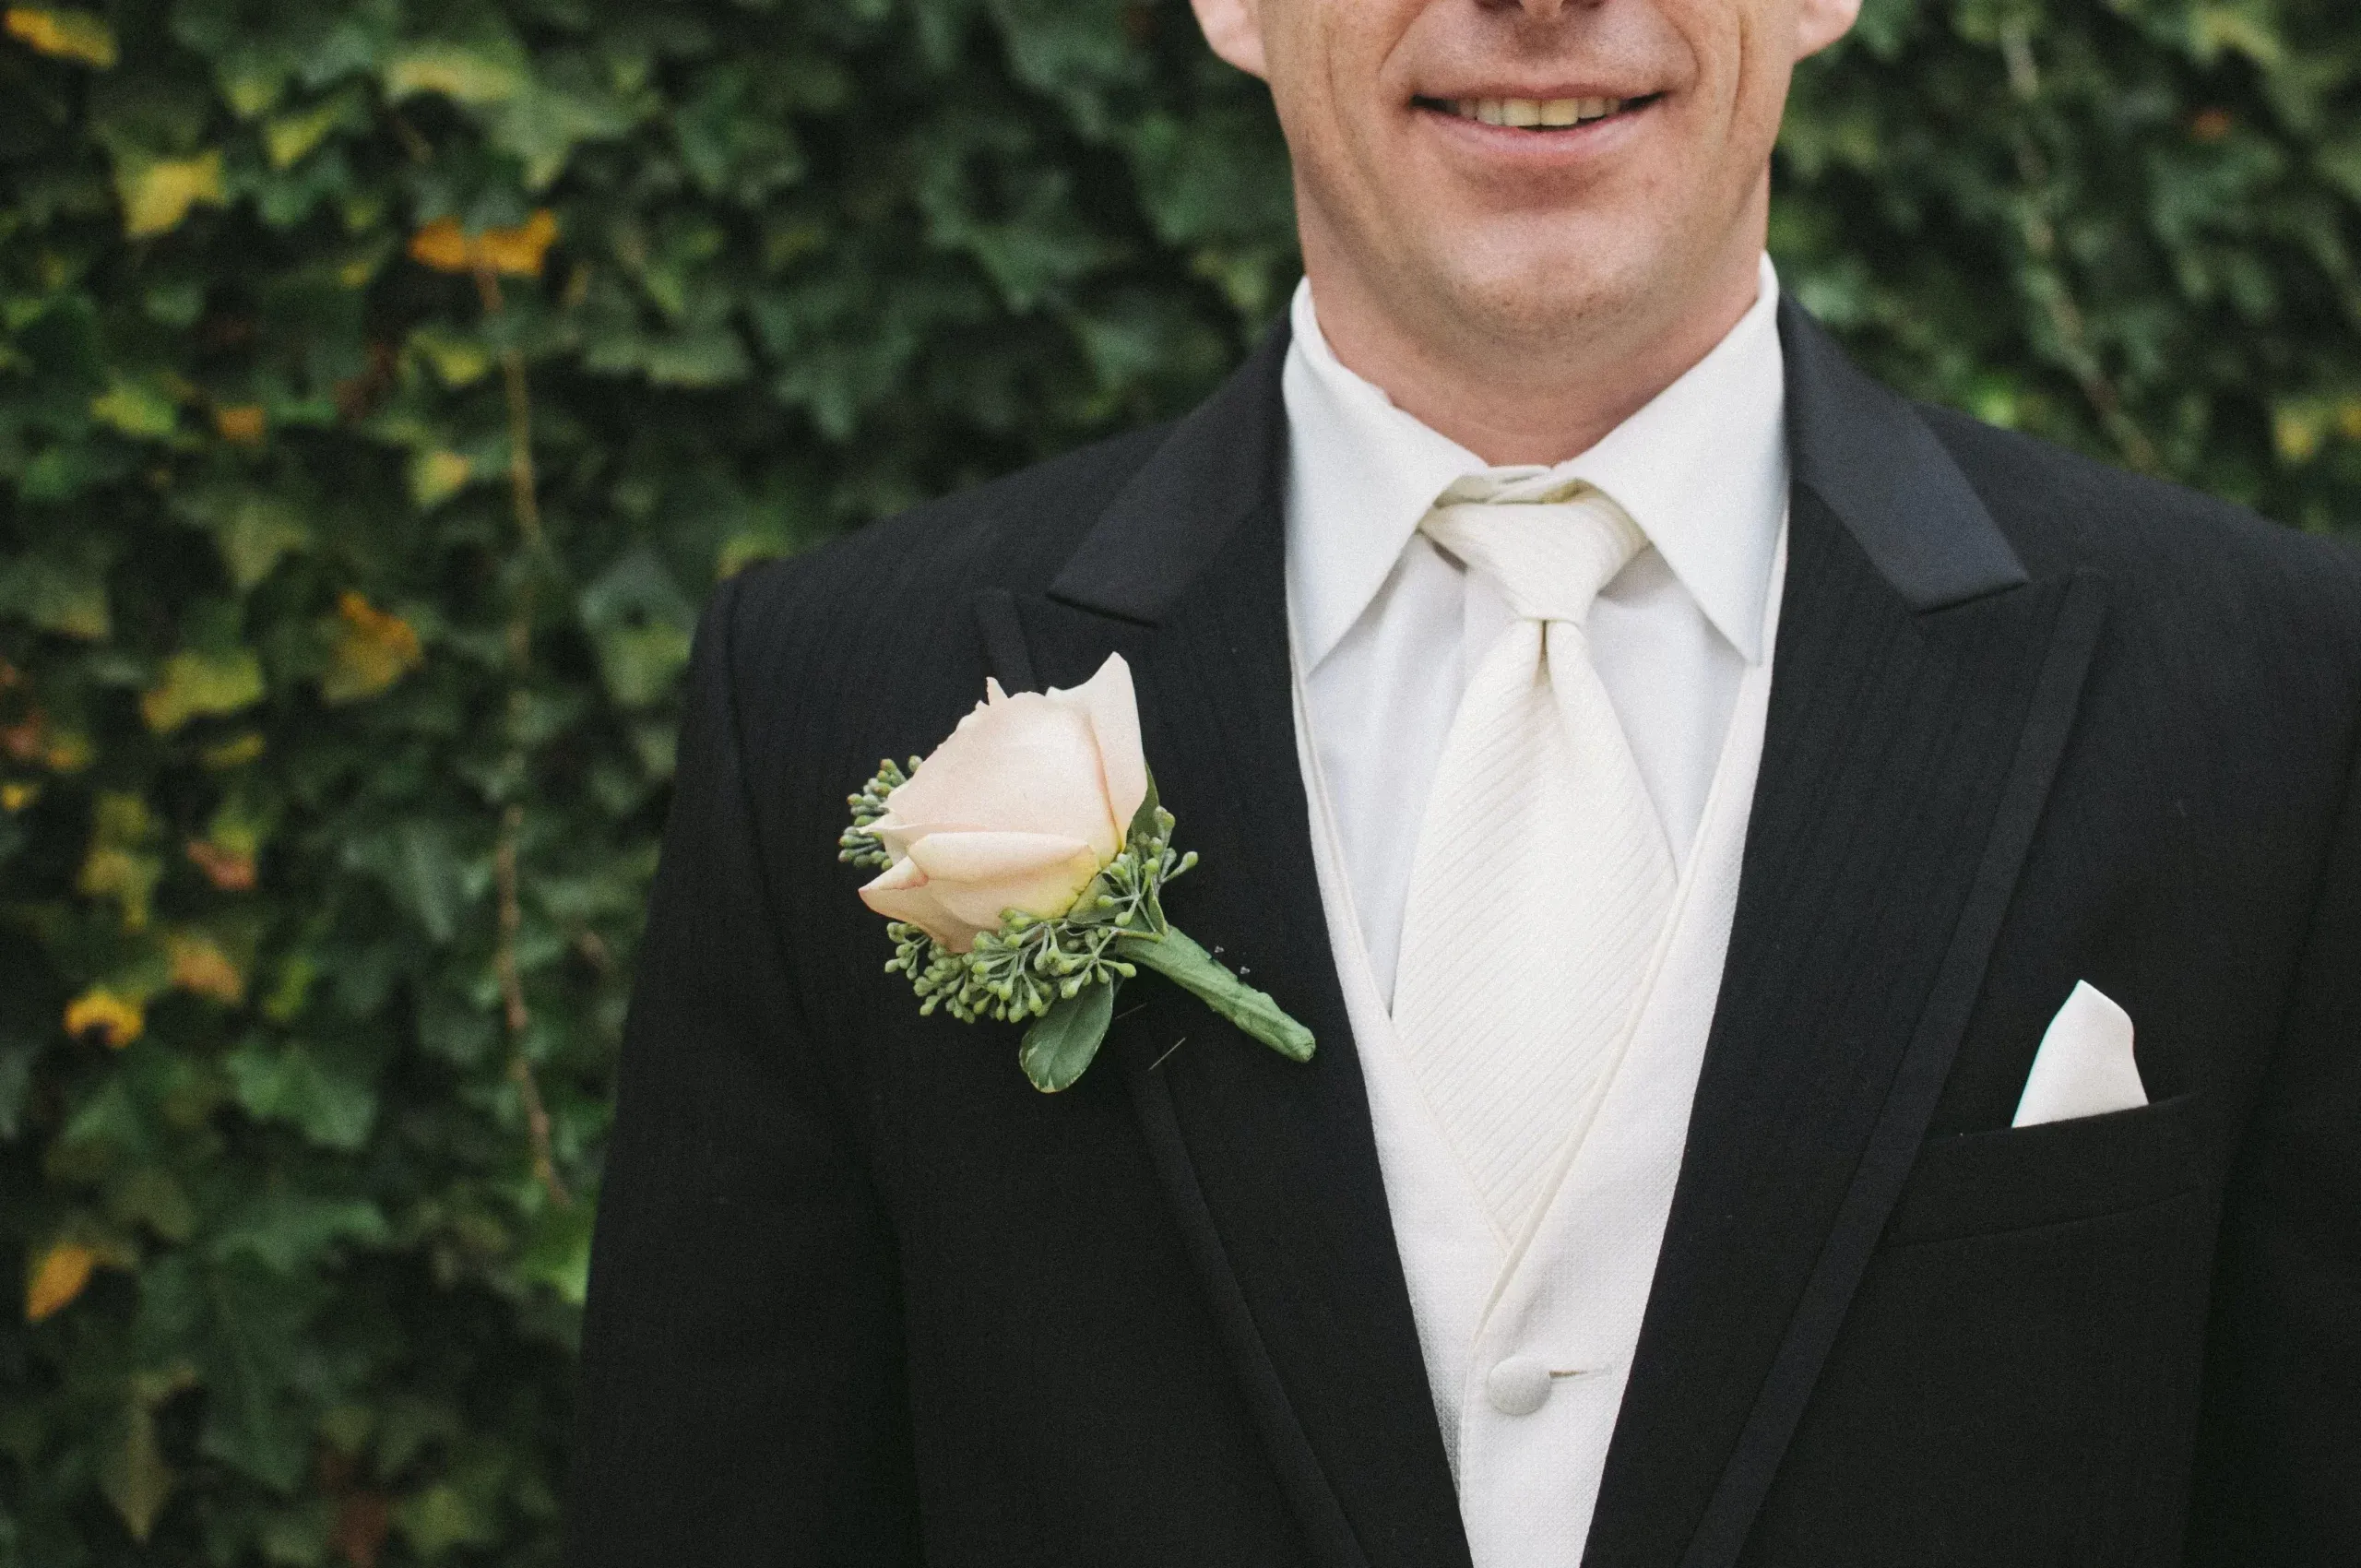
[1392,474,1675,1240]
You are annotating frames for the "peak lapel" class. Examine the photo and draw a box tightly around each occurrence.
[1582,307,2108,1568]
[986,327,1474,1568]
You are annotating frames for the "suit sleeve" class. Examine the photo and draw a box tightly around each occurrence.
[2186,737,2361,1564]
[564,571,919,1566]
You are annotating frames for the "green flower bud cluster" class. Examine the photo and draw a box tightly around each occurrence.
[883,804,1198,1026]
[837,757,916,870]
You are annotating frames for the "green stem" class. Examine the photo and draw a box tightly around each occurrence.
[1117,927,1315,1063]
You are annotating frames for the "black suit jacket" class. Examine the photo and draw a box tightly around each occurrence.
[564,306,2361,1567]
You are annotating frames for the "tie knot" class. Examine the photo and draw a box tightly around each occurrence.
[1418,480,1647,625]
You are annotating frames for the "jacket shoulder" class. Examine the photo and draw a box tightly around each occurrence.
[730,421,1172,640]
[1919,402,2361,645]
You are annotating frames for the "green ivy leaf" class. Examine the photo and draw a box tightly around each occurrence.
[89,374,181,438]
[178,487,313,590]
[98,1401,173,1542]
[342,819,470,945]
[395,1482,497,1559]
[208,1190,389,1274]
[579,547,698,707]
[187,1258,324,1492]
[0,1039,38,1140]
[225,1038,378,1150]
[0,543,113,637]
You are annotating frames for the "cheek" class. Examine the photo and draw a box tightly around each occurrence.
[1729,7,1799,128]
[1675,6,1791,185]
[1271,0,1418,165]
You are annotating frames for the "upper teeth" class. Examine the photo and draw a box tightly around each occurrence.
[1453,97,1624,128]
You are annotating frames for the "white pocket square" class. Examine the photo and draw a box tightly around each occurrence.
[2011,980,2147,1128]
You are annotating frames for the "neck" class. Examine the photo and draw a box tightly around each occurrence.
[1301,224,1768,469]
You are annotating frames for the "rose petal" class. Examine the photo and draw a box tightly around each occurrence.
[908,830,1103,929]
[872,817,983,863]
[878,689,1121,861]
[1050,652,1147,845]
[859,857,994,952]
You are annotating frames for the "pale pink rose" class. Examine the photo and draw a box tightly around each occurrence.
[859,653,1149,952]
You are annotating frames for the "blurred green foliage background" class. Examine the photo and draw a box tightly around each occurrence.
[0,0,2354,1561]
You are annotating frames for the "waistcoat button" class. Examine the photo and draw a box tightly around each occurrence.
[1484,1355,1553,1416]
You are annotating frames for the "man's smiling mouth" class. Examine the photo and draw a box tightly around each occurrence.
[1416,94,1661,130]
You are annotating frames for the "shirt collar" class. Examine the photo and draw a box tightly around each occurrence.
[1284,253,1789,671]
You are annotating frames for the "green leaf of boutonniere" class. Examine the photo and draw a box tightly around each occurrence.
[1018,981,1117,1093]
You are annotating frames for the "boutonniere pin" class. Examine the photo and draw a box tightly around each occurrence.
[839,653,1314,1092]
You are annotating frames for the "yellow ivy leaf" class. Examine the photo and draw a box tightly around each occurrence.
[406,217,473,273]
[407,209,558,279]
[64,987,144,1049]
[4,6,116,67]
[262,91,355,170]
[2339,399,2361,444]
[140,647,265,733]
[476,209,559,277]
[2274,403,2327,465]
[26,1240,98,1321]
[116,150,226,240]
[409,448,473,508]
[213,404,267,445]
[322,592,424,705]
[167,932,245,1004]
[2,782,38,812]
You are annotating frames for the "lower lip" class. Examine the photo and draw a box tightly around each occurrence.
[1415,99,1657,167]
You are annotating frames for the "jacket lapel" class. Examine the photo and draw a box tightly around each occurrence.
[983,328,1475,1568]
[1581,306,2109,1568]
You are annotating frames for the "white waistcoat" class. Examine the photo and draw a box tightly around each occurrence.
[1288,527,1786,1567]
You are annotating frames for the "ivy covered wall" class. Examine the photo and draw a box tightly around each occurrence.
[0,0,2354,1562]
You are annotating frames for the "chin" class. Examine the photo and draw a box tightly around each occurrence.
[1414,225,1667,350]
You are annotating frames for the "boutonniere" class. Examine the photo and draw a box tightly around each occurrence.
[839,653,1314,1092]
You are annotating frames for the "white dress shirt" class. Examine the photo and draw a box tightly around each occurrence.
[1285,255,1790,1001]
[1283,259,1793,1562]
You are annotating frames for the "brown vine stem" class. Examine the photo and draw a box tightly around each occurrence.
[1999,18,2162,474]
[476,261,569,1209]
[496,805,567,1207]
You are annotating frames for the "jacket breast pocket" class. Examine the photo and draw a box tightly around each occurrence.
[1758,1093,2215,1565]
[1883,1091,2203,1247]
